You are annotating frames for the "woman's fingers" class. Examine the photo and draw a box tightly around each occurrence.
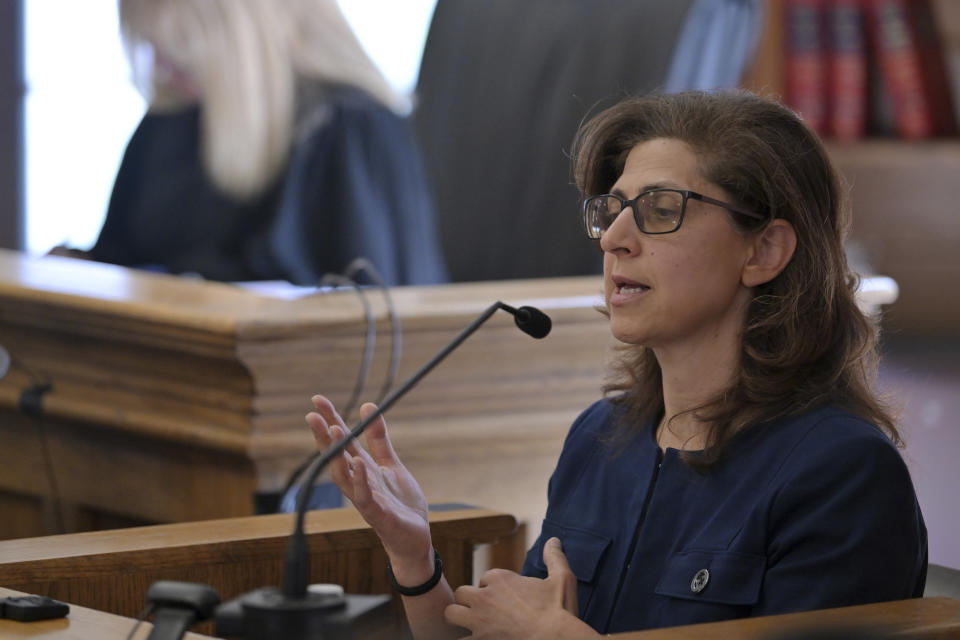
[454,584,480,605]
[443,603,471,630]
[311,397,394,470]
[330,422,367,460]
[306,412,359,496]
[311,395,346,428]
[542,538,578,614]
[306,410,336,455]
[358,402,399,464]
[347,455,375,509]
[445,586,480,629]
[306,402,384,508]
[309,398,367,457]
[306,410,352,457]
[310,396,345,441]
[306,413,350,490]
[311,396,360,452]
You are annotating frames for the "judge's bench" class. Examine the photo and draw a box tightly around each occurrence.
[0,248,613,545]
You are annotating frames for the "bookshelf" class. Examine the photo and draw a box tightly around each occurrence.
[744,0,960,336]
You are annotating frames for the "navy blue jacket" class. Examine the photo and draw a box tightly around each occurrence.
[522,400,927,633]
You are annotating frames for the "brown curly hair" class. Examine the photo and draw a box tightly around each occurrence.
[571,90,898,469]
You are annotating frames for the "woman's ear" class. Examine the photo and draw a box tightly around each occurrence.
[742,219,797,287]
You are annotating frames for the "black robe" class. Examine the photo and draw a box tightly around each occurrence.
[90,86,447,286]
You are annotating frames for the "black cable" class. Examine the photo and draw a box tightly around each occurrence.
[4,349,63,534]
[342,257,402,404]
[318,272,376,422]
[30,392,63,534]
[275,259,403,514]
[276,269,377,513]
[126,603,155,640]
[144,607,197,640]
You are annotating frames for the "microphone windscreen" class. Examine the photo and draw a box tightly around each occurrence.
[514,306,552,339]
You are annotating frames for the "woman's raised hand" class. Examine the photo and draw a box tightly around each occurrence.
[306,395,433,569]
[309,396,493,640]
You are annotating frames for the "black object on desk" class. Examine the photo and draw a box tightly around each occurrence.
[0,594,70,621]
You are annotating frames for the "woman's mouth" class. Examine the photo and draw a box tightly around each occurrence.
[617,284,649,294]
[610,276,651,303]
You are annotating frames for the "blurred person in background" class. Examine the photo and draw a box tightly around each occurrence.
[54,0,446,286]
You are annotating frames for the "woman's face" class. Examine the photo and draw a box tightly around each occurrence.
[601,138,756,350]
[153,49,201,102]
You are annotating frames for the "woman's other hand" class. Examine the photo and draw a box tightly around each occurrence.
[444,537,597,639]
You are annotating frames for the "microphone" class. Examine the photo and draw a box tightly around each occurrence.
[209,300,552,638]
[502,303,552,339]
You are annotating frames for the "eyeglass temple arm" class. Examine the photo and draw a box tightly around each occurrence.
[691,192,765,221]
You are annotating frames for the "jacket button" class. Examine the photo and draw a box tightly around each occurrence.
[690,568,710,593]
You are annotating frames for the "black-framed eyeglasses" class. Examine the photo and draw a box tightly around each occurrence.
[582,188,766,238]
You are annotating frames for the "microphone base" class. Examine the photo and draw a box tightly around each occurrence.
[214,587,395,639]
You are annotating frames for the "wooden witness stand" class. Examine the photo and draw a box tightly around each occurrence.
[2,596,958,640]
[0,506,518,637]
[0,249,611,545]
[1,508,958,638]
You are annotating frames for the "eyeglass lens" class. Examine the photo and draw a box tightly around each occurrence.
[585,191,684,237]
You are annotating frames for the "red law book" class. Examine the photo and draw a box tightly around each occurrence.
[784,0,828,135]
[905,0,958,135]
[862,0,934,139]
[826,0,868,139]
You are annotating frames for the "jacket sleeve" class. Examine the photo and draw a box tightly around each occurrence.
[756,418,928,615]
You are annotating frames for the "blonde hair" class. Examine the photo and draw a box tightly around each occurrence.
[119,0,403,199]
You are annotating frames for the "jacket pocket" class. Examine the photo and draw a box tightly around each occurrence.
[527,519,611,614]
[654,549,765,606]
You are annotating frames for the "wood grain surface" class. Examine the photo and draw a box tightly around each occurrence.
[613,597,960,639]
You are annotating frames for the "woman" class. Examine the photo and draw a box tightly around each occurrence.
[77,0,446,286]
[307,91,927,638]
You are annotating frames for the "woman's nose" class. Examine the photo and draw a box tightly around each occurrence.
[599,208,640,254]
